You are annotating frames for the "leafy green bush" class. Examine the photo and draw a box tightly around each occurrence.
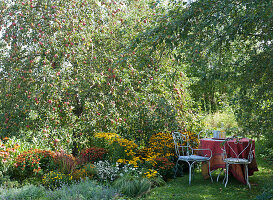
[0,175,20,189]
[255,138,273,161]
[203,110,238,131]
[72,163,97,181]
[10,149,56,181]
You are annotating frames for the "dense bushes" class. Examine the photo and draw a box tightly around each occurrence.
[11,149,56,180]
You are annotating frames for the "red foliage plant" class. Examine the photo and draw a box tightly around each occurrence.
[54,150,78,174]
[79,147,107,164]
[153,157,175,180]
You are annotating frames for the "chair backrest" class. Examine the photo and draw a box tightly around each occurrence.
[172,131,192,157]
[223,138,253,162]
[199,130,213,139]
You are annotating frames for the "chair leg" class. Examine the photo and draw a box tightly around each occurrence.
[208,161,213,183]
[188,162,192,185]
[223,165,227,184]
[224,164,229,187]
[245,164,251,189]
[217,168,223,182]
[192,163,195,179]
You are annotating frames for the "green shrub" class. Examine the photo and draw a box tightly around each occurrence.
[203,110,238,133]
[10,149,56,181]
[42,171,73,189]
[0,175,20,189]
[72,163,97,181]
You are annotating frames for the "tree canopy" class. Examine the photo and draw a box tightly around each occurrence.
[0,0,272,153]
[0,0,196,153]
[134,0,272,143]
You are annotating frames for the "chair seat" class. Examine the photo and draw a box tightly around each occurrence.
[178,155,210,161]
[224,158,251,164]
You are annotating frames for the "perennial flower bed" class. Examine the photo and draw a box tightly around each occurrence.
[0,131,199,197]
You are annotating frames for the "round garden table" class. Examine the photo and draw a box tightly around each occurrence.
[198,138,258,184]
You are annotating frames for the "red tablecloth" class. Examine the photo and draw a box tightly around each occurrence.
[199,138,258,184]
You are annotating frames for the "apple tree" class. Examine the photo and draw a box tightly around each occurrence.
[0,0,195,153]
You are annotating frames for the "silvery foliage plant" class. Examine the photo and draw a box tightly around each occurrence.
[118,163,143,177]
[94,161,144,182]
[94,161,120,181]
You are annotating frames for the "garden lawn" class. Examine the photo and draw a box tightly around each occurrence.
[142,157,273,200]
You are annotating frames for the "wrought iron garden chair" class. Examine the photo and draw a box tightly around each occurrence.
[222,137,253,189]
[199,130,224,182]
[199,130,213,139]
[172,131,213,185]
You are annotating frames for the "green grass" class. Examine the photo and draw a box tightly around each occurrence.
[142,158,273,200]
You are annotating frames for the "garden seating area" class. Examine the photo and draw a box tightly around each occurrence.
[1,132,272,199]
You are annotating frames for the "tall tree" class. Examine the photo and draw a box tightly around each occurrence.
[134,0,272,142]
[0,0,195,153]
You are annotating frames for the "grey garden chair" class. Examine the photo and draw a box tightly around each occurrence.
[172,131,213,185]
[222,138,253,189]
[199,130,224,182]
[199,130,213,139]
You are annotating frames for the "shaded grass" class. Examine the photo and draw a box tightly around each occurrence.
[142,157,273,200]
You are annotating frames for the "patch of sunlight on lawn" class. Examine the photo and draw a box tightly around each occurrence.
[143,173,261,200]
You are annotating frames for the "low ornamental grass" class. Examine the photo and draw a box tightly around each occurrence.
[114,174,152,198]
[54,150,78,174]
[0,184,46,200]
[0,179,118,200]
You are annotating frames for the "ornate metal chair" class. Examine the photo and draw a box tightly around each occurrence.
[199,130,224,182]
[199,130,213,139]
[172,131,213,185]
[222,138,253,188]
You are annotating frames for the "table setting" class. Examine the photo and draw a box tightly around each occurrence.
[198,131,258,185]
